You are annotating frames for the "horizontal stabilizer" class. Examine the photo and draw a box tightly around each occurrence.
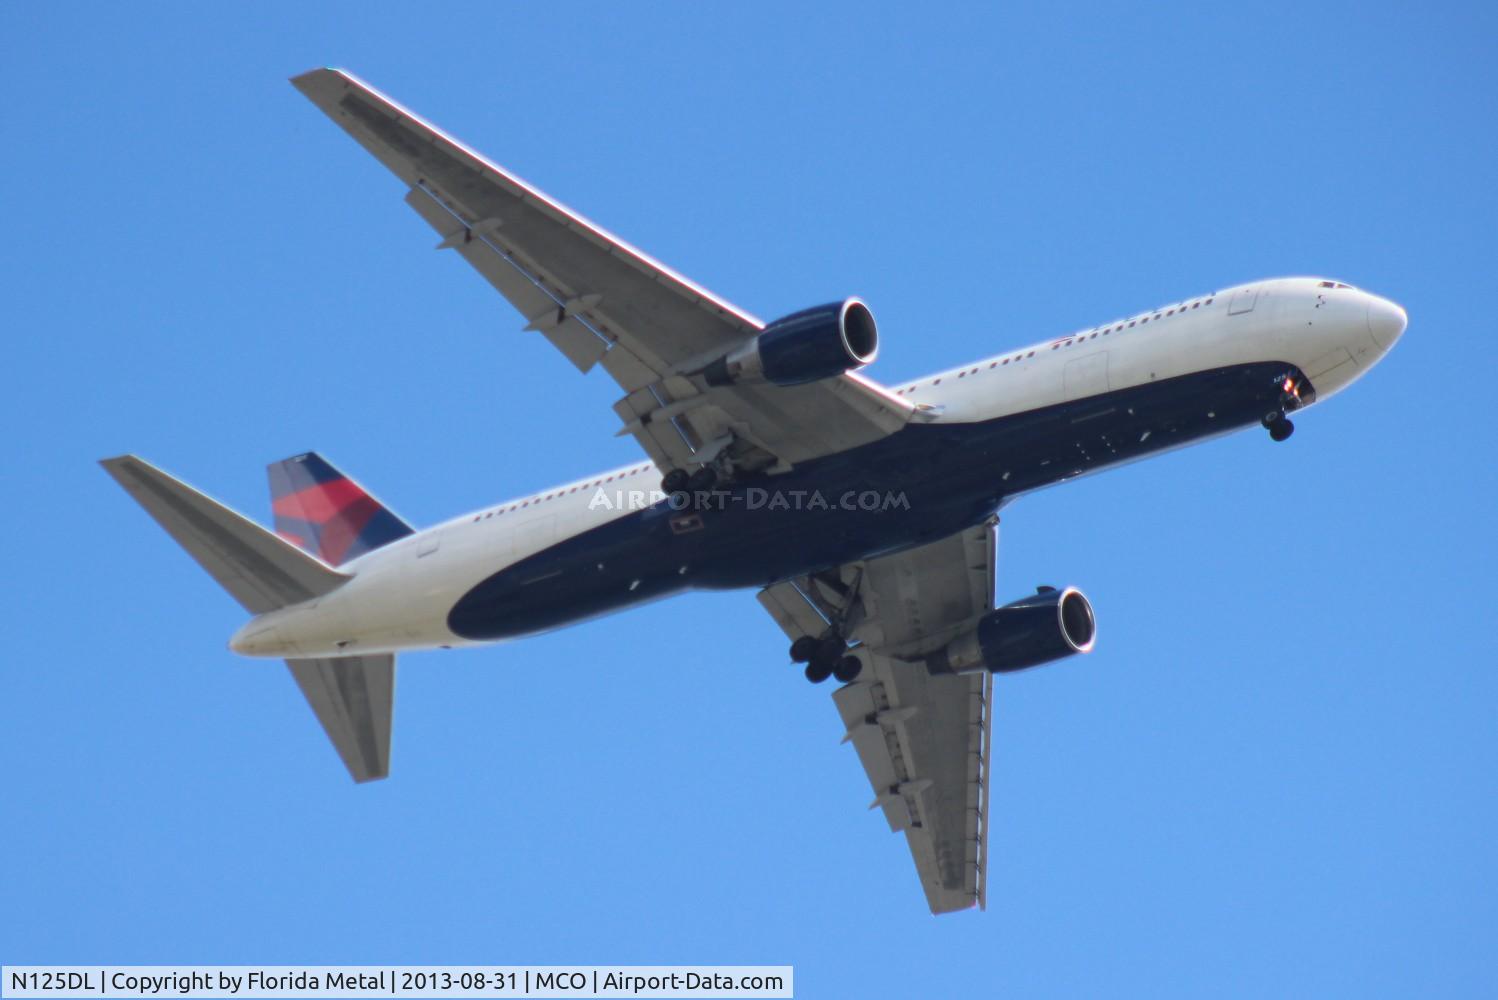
[287,654,394,782]
[102,455,348,614]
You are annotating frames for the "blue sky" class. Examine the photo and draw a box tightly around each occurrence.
[3,2,1495,996]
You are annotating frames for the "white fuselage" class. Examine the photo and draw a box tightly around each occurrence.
[231,277,1405,660]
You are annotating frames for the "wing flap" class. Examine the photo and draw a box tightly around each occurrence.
[854,521,996,654]
[757,580,831,641]
[706,378,913,467]
[834,656,992,914]
[403,186,611,374]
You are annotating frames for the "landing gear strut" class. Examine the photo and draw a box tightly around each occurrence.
[1263,374,1303,443]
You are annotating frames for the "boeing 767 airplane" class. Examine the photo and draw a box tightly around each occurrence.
[103,69,1406,914]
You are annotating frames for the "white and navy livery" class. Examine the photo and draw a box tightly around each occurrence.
[102,69,1407,915]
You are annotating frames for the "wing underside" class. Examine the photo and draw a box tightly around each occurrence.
[760,520,998,913]
[291,68,915,477]
[835,659,992,913]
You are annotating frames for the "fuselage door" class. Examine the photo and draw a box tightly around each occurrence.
[1228,286,1258,315]
[416,529,441,558]
[1063,352,1110,401]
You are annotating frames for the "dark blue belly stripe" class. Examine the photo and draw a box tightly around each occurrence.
[447,362,1310,640]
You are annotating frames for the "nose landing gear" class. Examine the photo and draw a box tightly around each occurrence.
[1263,411,1295,442]
[1263,375,1304,443]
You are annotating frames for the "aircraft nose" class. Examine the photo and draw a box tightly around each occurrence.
[1366,294,1407,352]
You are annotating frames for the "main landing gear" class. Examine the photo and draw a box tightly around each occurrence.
[791,634,862,684]
[660,466,719,507]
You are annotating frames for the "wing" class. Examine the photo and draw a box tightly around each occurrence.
[758,519,997,914]
[291,69,916,476]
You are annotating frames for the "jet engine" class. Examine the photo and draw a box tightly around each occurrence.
[704,298,878,387]
[931,587,1096,674]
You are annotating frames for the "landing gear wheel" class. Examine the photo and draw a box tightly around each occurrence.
[803,634,846,683]
[687,466,719,492]
[789,636,820,663]
[661,468,690,494]
[815,635,846,664]
[1262,410,1295,443]
[804,659,834,684]
[832,655,863,683]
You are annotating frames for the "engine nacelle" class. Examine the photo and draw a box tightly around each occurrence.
[931,587,1096,675]
[704,298,878,387]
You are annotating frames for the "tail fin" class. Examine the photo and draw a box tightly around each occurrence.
[101,455,348,613]
[268,452,414,566]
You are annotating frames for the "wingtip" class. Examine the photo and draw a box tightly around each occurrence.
[289,67,347,95]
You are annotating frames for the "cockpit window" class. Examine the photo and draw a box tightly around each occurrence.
[1318,280,1357,289]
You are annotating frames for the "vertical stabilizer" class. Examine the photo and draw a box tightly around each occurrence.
[268,452,414,566]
